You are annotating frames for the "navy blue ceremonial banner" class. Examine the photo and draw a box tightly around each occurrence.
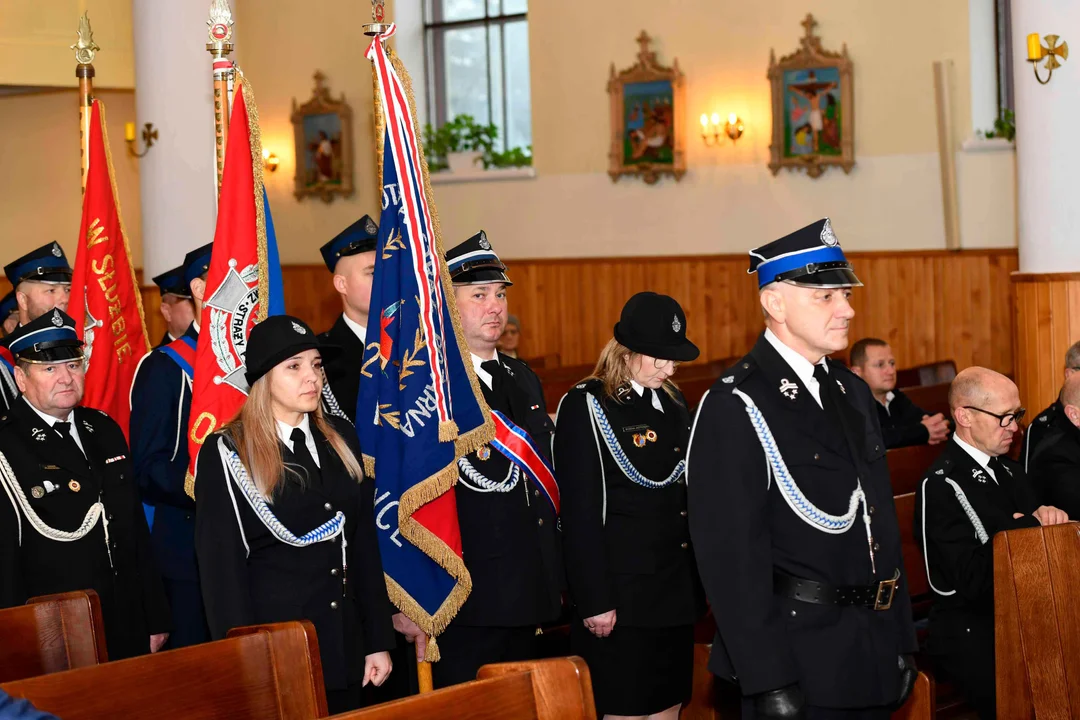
[359,24,492,660]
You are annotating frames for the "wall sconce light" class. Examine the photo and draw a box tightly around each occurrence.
[724,113,745,144]
[701,113,745,146]
[262,148,280,173]
[125,121,158,158]
[1027,33,1068,84]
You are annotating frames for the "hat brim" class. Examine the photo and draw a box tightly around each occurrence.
[18,272,73,286]
[784,267,862,288]
[452,269,513,287]
[245,340,344,387]
[17,345,85,363]
[614,323,701,362]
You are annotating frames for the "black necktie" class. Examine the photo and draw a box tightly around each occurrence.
[290,427,321,483]
[812,364,845,433]
[988,457,1007,483]
[53,421,85,459]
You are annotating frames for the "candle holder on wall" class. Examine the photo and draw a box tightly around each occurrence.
[1027,33,1068,85]
[125,122,158,158]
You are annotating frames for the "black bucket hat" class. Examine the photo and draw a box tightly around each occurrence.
[613,292,699,362]
[245,315,342,386]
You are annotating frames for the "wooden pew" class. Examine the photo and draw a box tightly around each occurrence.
[896,361,957,390]
[887,443,946,496]
[994,523,1080,718]
[0,621,328,720]
[0,591,108,684]
[898,383,951,420]
[329,657,595,720]
[892,672,936,720]
[522,352,560,369]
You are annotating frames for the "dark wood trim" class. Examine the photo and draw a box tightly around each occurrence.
[1011,271,1080,283]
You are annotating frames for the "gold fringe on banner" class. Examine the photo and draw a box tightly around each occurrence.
[239,72,272,326]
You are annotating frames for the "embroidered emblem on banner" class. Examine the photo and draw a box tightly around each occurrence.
[206,259,260,394]
[779,378,799,400]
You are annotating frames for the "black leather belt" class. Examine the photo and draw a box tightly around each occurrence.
[774,569,901,611]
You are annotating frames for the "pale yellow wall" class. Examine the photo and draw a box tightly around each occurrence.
[0,0,135,88]
[0,90,142,267]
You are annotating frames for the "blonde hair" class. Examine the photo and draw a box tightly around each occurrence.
[587,338,680,403]
[222,373,363,500]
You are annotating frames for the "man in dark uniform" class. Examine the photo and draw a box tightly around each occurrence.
[688,219,917,719]
[0,292,16,414]
[0,309,171,660]
[0,291,17,336]
[1030,373,1080,517]
[318,215,379,422]
[915,367,1069,719]
[1023,340,1080,473]
[0,243,74,412]
[127,243,213,649]
[150,265,196,348]
[395,231,562,688]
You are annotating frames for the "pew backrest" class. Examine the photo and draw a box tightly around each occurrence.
[890,671,935,720]
[895,361,957,389]
[0,591,107,684]
[0,621,327,720]
[994,523,1080,718]
[898,382,951,420]
[329,657,595,720]
[893,492,930,603]
[887,443,945,497]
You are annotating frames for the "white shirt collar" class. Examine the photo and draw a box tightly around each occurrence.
[342,313,367,343]
[471,350,499,391]
[764,328,827,406]
[881,390,896,413]
[275,413,320,468]
[629,379,664,413]
[24,397,73,427]
[193,320,201,334]
[953,434,997,483]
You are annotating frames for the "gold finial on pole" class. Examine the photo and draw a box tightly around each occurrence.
[73,12,99,193]
[364,0,392,37]
[206,0,236,193]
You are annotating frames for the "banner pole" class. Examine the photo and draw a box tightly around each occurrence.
[72,13,99,194]
[206,0,236,194]
[417,643,433,694]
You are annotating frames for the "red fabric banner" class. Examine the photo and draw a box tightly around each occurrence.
[69,100,150,440]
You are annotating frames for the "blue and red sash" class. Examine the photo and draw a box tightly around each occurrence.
[159,335,197,380]
[489,409,560,515]
[0,345,13,374]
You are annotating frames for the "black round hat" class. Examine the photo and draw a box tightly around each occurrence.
[245,315,342,386]
[613,292,699,362]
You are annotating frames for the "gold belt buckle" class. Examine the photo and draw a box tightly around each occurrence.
[874,570,900,610]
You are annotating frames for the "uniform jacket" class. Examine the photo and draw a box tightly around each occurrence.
[129,323,197,581]
[0,333,19,412]
[687,333,916,709]
[194,414,395,690]
[876,389,931,449]
[0,400,171,659]
[1029,417,1080,518]
[319,314,365,423]
[554,378,704,627]
[915,438,1040,651]
[452,352,563,627]
[155,331,172,349]
[1025,399,1064,477]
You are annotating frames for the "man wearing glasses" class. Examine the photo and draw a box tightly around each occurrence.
[915,366,1069,720]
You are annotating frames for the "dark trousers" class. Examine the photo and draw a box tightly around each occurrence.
[431,624,539,688]
[161,576,209,650]
[326,681,364,714]
[740,699,890,720]
[933,646,995,720]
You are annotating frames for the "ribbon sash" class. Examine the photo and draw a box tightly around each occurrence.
[159,335,197,380]
[489,409,559,515]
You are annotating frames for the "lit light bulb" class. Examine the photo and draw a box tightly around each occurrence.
[700,114,708,128]
[262,148,271,160]
[728,113,738,125]
[710,113,720,126]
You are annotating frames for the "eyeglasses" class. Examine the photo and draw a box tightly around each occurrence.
[652,358,682,370]
[963,406,1026,428]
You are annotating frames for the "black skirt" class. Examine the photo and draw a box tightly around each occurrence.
[571,619,694,716]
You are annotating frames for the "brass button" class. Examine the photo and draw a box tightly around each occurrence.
[680,510,688,517]
[331,568,339,576]
[742,363,750,369]
[330,601,339,610]
[869,506,876,515]
[324,503,332,511]
[674,447,682,453]
[874,445,880,452]
[680,542,688,549]
[534,489,539,497]
[537,518,544,527]
[873,542,881,551]
[813,453,820,460]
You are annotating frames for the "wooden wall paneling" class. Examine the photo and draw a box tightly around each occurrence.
[1013,273,1080,416]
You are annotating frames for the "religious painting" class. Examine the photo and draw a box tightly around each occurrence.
[608,31,686,184]
[768,15,854,178]
[291,71,355,203]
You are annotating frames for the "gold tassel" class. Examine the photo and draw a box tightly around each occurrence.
[438,419,460,442]
[425,636,440,662]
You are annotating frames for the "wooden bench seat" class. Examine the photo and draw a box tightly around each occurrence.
[0,622,327,720]
[0,591,107,684]
[330,657,595,720]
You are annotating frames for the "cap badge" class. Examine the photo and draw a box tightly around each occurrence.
[51,244,63,257]
[820,218,838,247]
[672,315,682,333]
[50,311,63,328]
[478,234,491,250]
[779,378,799,400]
[292,321,307,335]
[365,218,378,235]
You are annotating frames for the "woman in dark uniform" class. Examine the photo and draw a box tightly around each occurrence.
[195,315,395,713]
[555,292,705,720]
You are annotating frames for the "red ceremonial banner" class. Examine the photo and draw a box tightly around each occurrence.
[184,80,271,498]
[69,100,150,440]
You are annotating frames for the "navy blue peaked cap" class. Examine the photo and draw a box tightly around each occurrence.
[321,215,380,272]
[152,265,192,298]
[6,308,84,363]
[4,242,73,287]
[182,243,215,287]
[749,218,862,289]
[445,231,512,286]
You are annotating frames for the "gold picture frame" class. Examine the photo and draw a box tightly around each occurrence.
[291,71,355,203]
[608,31,686,185]
[768,14,855,179]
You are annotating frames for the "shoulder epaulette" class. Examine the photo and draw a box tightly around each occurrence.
[571,377,604,393]
[718,355,757,387]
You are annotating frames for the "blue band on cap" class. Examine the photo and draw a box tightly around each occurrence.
[9,327,78,355]
[447,250,499,273]
[755,246,847,287]
[183,252,213,285]
[12,255,69,280]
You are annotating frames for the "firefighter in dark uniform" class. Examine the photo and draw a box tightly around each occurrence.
[128,244,213,649]
[396,231,563,688]
[1,243,75,412]
[0,309,171,660]
[915,367,1069,719]
[1023,340,1080,474]
[318,215,379,422]
[556,291,706,719]
[688,219,918,720]
[194,315,395,713]
[150,265,196,349]
[0,292,16,414]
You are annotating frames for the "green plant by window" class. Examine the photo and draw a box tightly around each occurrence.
[424,114,532,171]
[981,108,1015,142]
